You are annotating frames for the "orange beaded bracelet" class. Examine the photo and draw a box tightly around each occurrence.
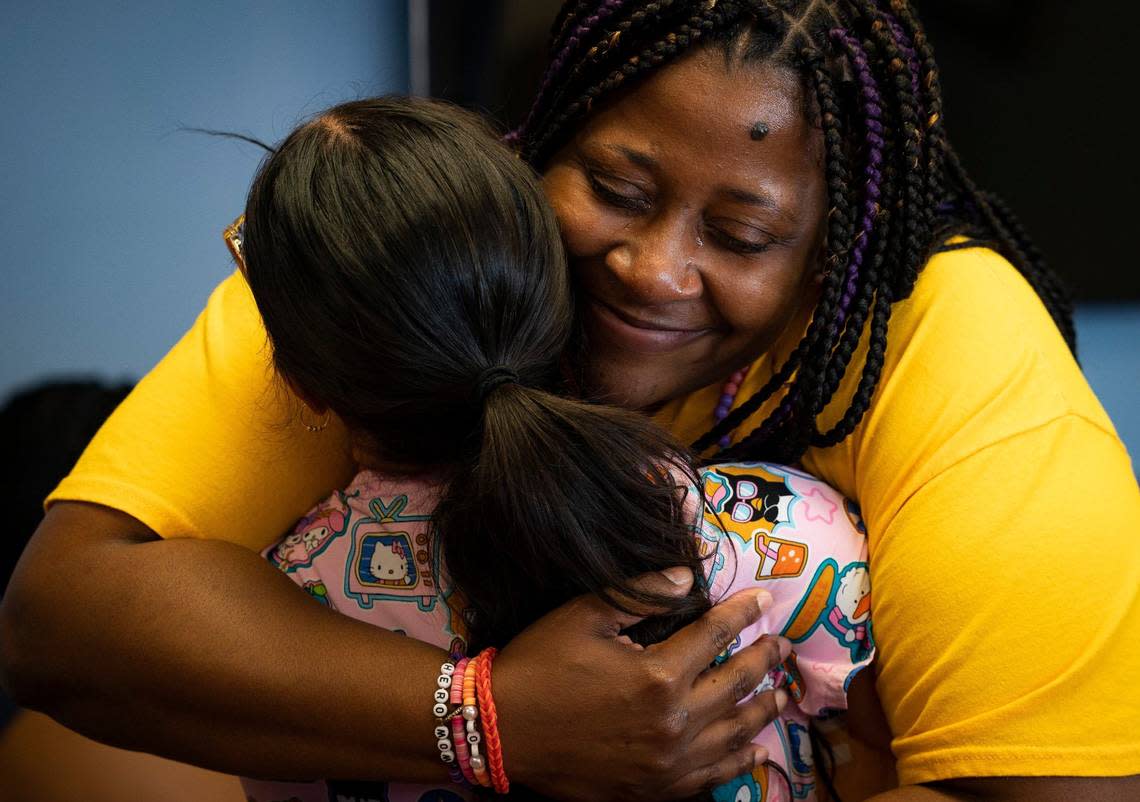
[474,647,509,794]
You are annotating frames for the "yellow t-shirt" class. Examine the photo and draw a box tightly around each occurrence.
[49,244,1140,792]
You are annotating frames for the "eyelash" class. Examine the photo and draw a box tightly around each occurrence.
[585,165,774,255]
[586,171,650,213]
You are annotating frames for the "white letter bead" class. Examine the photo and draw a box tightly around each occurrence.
[437,738,451,752]
[441,663,455,676]
[434,725,449,739]
[433,688,449,703]
[432,703,448,717]
[469,754,485,771]
[440,751,455,764]
[461,705,478,721]
[467,732,481,745]
[437,674,452,689]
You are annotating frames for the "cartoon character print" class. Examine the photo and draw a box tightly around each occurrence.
[780,559,873,662]
[785,722,815,799]
[825,563,872,661]
[344,495,441,612]
[367,537,413,586]
[267,504,347,572]
[713,764,769,802]
[302,580,331,608]
[702,466,808,581]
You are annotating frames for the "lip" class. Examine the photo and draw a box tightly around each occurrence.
[585,297,714,354]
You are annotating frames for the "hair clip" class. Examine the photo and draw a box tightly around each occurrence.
[223,214,246,272]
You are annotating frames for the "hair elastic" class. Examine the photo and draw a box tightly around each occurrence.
[475,366,518,403]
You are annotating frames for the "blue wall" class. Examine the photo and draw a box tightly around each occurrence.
[1,1,407,396]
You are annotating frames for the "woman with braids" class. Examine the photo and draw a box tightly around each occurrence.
[3,1,1138,800]
[229,94,870,802]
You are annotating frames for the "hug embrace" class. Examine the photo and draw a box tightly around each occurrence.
[3,2,1138,801]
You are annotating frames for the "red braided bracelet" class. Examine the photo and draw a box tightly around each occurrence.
[474,647,509,793]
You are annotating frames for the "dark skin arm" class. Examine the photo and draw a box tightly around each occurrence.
[0,501,787,800]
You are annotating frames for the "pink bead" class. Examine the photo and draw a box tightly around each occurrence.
[725,382,739,395]
[733,369,747,382]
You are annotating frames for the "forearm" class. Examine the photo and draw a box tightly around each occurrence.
[0,503,448,782]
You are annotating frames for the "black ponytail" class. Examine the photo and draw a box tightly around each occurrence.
[436,383,709,653]
[241,96,710,657]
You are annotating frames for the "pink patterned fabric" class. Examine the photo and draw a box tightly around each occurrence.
[242,461,873,802]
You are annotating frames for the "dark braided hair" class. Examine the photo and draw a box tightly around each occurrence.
[513,0,1076,464]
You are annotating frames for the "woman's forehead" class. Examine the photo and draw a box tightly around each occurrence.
[579,48,810,157]
[570,47,821,203]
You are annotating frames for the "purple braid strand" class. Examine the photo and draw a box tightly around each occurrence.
[509,0,628,146]
[828,29,885,328]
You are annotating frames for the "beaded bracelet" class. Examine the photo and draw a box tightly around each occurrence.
[474,647,509,794]
[431,661,458,770]
[463,654,492,788]
[450,658,478,786]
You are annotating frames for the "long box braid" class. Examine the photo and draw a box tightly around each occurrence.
[512,0,1076,465]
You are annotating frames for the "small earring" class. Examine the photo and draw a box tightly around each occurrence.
[300,407,331,433]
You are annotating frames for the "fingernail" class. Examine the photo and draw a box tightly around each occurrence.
[777,636,792,661]
[774,688,789,713]
[755,590,773,611]
[752,747,768,768]
[663,566,692,586]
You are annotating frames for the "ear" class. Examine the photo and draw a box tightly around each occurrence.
[282,375,328,414]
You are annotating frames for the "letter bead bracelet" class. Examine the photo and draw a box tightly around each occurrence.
[431,649,509,792]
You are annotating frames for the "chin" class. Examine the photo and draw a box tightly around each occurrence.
[583,354,702,412]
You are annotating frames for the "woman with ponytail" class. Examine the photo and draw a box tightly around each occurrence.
[235,96,869,802]
[6,2,1138,801]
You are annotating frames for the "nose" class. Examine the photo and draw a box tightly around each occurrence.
[604,214,701,304]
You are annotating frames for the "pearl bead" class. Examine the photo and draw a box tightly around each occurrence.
[462,705,478,721]
[469,754,485,771]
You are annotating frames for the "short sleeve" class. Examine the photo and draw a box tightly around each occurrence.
[872,416,1140,784]
[47,271,356,548]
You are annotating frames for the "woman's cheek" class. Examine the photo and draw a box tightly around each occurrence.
[543,169,609,260]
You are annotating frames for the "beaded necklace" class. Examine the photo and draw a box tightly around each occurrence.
[713,368,749,448]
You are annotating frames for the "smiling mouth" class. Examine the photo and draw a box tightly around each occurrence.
[585,297,714,354]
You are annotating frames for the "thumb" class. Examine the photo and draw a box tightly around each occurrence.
[577,566,696,636]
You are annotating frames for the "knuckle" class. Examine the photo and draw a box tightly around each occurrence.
[642,751,675,777]
[644,661,680,695]
[656,704,690,741]
[727,716,751,752]
[698,760,731,792]
[729,666,755,701]
[700,614,738,654]
[759,635,783,667]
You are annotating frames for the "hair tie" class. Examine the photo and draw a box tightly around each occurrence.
[475,366,518,403]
